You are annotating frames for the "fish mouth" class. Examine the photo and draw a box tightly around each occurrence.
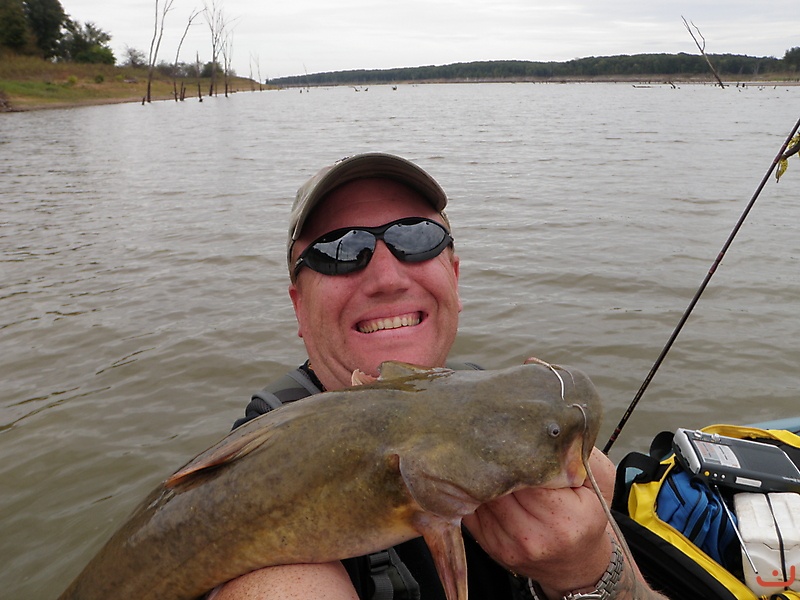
[562,436,588,487]
[540,437,588,489]
[357,311,423,334]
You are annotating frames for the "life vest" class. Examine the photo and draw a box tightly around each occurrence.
[611,425,800,600]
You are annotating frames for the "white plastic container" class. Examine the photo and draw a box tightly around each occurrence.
[734,492,800,595]
[770,493,800,592]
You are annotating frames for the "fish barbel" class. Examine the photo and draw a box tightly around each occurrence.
[58,361,603,600]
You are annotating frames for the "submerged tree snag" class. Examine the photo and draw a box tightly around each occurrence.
[203,0,228,97]
[145,0,176,104]
[682,16,726,88]
[173,9,201,101]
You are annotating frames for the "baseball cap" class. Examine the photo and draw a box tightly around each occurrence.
[287,153,449,269]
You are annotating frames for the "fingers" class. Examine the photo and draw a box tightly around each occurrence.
[462,446,615,580]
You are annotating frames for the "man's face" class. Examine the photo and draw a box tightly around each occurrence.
[288,178,462,391]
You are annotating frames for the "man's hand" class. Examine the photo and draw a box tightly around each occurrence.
[462,447,616,594]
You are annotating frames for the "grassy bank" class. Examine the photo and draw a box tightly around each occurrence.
[0,53,263,112]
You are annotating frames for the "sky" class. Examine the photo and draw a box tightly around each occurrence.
[61,1,800,80]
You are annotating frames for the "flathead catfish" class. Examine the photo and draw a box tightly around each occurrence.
[58,361,603,600]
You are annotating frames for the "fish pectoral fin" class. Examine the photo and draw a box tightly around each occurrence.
[398,455,481,518]
[165,427,274,488]
[414,514,468,600]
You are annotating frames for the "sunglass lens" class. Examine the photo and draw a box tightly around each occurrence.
[384,220,449,261]
[303,229,375,275]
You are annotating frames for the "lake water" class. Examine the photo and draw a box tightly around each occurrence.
[2,82,800,598]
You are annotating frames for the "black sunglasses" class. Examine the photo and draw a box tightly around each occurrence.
[293,217,453,278]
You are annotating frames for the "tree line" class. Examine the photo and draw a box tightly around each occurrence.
[269,51,800,87]
[3,2,798,89]
[0,0,115,63]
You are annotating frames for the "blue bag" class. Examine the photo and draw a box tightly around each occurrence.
[655,468,737,565]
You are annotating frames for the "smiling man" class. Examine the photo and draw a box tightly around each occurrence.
[287,161,461,391]
[217,153,665,600]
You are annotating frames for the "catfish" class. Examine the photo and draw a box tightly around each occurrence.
[58,361,603,600]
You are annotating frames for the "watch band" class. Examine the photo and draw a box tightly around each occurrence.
[527,536,623,600]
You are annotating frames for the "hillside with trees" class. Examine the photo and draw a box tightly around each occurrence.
[268,51,800,87]
[0,0,256,110]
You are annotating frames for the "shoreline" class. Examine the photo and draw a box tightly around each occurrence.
[0,91,177,112]
[0,85,263,113]
[3,76,798,113]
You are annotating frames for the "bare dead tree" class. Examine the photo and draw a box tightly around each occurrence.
[682,16,726,88]
[145,0,176,103]
[195,50,203,101]
[173,8,201,101]
[251,52,263,92]
[221,32,233,97]
[203,0,228,97]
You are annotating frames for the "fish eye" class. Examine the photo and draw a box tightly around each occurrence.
[547,423,561,438]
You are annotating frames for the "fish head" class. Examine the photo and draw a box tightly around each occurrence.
[469,361,603,492]
[394,361,603,519]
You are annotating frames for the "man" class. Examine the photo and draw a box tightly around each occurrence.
[215,153,666,600]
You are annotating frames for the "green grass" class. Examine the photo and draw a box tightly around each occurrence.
[0,50,260,110]
[2,79,107,100]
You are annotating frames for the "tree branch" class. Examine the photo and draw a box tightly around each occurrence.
[682,16,726,88]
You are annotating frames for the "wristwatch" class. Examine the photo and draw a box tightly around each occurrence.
[527,536,624,600]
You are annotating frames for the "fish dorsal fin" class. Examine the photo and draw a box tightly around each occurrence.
[378,361,452,381]
[165,424,273,488]
[351,369,378,386]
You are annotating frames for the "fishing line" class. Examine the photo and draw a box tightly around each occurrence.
[603,115,800,454]
[570,402,639,593]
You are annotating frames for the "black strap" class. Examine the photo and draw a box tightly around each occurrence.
[232,366,322,430]
[369,551,395,600]
[611,438,672,512]
[248,369,320,409]
[368,548,421,600]
[285,366,325,396]
[247,391,284,414]
[649,430,677,461]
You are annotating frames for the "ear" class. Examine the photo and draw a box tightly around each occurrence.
[288,283,304,338]
[452,254,463,313]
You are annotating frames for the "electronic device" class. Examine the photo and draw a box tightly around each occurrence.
[672,428,800,493]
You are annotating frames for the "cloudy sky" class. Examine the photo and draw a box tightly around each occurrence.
[61,0,800,80]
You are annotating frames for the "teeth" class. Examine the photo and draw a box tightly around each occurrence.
[359,313,421,333]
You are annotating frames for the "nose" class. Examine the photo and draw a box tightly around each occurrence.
[360,240,411,292]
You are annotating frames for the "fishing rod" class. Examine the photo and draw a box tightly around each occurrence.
[603,115,800,455]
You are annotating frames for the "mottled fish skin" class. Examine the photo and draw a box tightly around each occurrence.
[58,361,602,600]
